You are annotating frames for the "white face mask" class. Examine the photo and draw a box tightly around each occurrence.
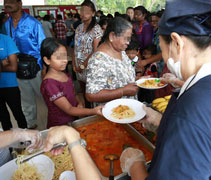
[167,58,183,80]
[167,43,183,80]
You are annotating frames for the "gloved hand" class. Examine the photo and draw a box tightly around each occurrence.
[161,73,182,88]
[12,128,44,152]
[139,105,162,133]
[120,147,145,176]
[44,126,80,155]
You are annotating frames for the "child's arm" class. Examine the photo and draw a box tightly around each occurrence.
[54,97,102,117]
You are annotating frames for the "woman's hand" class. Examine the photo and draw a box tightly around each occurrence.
[122,83,139,96]
[139,105,162,132]
[44,126,80,153]
[93,105,104,116]
[13,129,44,152]
[161,73,184,88]
[120,147,145,176]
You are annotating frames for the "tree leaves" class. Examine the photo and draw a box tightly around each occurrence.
[46,0,165,14]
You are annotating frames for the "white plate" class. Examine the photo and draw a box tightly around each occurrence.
[136,78,168,90]
[0,154,54,180]
[102,99,146,124]
[59,170,76,180]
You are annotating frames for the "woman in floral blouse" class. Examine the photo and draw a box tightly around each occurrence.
[86,17,139,107]
[72,0,103,107]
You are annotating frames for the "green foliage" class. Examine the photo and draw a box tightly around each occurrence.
[46,0,166,14]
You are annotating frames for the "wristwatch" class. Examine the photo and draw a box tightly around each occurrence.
[68,139,87,151]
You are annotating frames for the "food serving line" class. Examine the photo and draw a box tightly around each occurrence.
[0,77,166,179]
[71,115,155,180]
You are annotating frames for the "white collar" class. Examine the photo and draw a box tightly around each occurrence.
[178,62,211,99]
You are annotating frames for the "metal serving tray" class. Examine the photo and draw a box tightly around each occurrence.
[71,115,155,180]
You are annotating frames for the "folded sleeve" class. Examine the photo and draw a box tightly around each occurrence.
[42,80,65,102]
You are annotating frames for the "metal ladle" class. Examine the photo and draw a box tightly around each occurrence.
[104,154,119,180]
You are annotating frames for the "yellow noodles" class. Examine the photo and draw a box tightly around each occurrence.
[13,146,74,180]
[44,146,74,180]
[12,155,43,180]
[111,105,135,119]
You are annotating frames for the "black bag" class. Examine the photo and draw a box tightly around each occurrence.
[17,54,40,79]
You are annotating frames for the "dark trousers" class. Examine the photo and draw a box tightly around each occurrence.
[0,87,27,130]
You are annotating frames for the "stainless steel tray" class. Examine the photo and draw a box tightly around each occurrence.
[72,115,155,180]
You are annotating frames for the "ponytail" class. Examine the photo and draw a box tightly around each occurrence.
[86,16,96,33]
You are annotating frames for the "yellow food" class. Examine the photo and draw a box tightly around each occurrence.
[12,155,43,180]
[157,105,167,112]
[111,105,135,119]
[43,146,74,180]
[139,79,165,88]
[152,95,171,114]
[156,101,168,109]
[152,98,166,105]
[14,146,74,180]
[164,95,172,100]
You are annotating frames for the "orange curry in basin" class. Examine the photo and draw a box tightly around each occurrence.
[77,120,153,177]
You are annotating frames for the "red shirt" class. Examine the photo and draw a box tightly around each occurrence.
[54,20,67,40]
[40,75,77,128]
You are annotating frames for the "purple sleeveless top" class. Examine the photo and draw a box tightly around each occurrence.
[40,75,77,128]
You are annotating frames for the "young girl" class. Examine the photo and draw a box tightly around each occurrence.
[40,38,102,128]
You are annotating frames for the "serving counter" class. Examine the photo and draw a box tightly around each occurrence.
[71,115,155,180]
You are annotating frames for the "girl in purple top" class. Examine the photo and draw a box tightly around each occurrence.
[133,6,153,52]
[40,38,102,128]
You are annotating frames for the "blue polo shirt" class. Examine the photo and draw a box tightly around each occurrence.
[0,34,19,88]
[4,12,46,69]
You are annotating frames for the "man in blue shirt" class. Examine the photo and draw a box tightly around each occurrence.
[4,0,46,129]
[0,33,27,131]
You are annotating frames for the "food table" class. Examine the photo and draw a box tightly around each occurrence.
[71,115,155,180]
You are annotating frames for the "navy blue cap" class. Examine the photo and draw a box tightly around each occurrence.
[158,0,211,36]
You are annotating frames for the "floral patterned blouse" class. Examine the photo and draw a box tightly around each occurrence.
[86,51,136,106]
[74,23,103,63]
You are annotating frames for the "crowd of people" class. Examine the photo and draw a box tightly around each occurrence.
[0,0,210,179]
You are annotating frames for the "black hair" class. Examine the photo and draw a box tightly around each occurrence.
[127,7,134,11]
[43,15,50,21]
[126,34,139,51]
[134,6,150,20]
[161,13,211,50]
[57,14,62,20]
[74,13,81,20]
[35,15,41,19]
[100,17,132,44]
[0,12,7,29]
[121,14,131,22]
[67,13,73,17]
[96,10,103,16]
[156,9,164,18]
[143,44,157,55]
[41,38,63,67]
[99,17,108,28]
[114,12,121,17]
[81,0,96,33]
[107,14,113,19]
